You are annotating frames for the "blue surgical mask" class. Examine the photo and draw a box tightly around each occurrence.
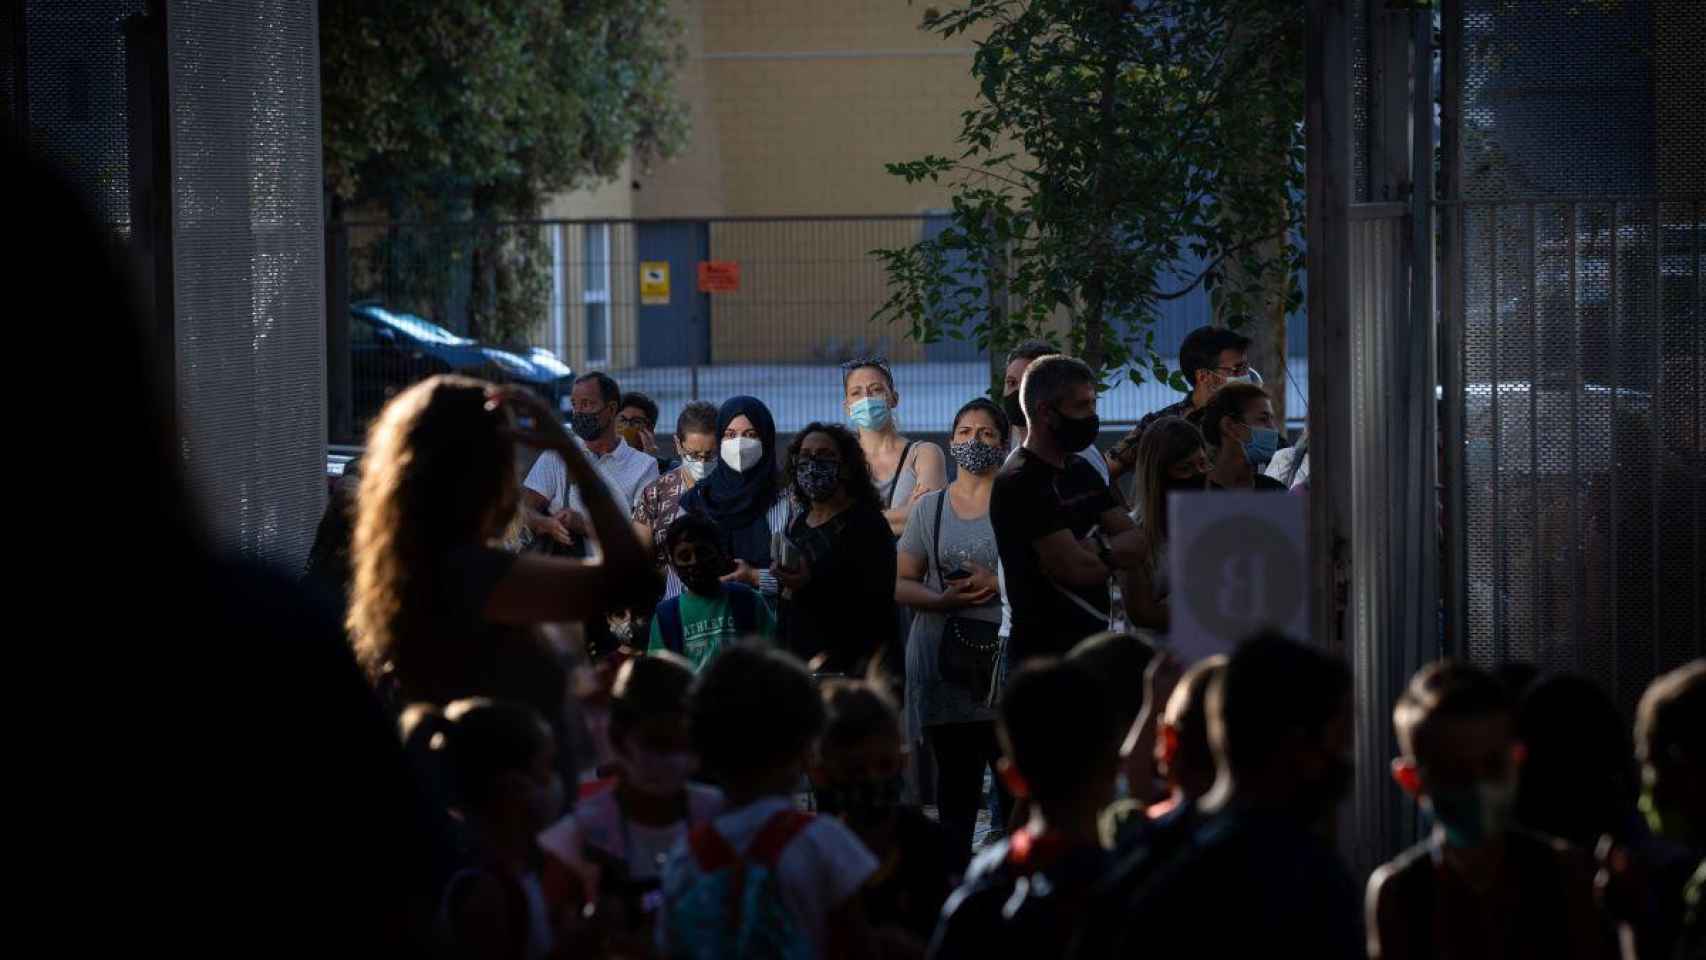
[1243,426,1281,464]
[848,396,892,431]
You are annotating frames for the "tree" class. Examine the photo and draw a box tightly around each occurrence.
[874,0,1304,394]
[320,0,688,341]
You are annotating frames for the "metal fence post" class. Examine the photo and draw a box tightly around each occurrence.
[325,221,352,444]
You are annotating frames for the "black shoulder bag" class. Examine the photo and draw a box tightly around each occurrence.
[932,490,1001,695]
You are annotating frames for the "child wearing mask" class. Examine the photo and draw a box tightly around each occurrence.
[648,512,776,671]
[1099,654,1222,852]
[930,659,1121,960]
[406,698,571,960]
[1367,660,1611,960]
[659,643,892,960]
[813,681,955,948]
[538,653,721,949]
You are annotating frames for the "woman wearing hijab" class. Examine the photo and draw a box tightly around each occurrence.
[677,396,795,609]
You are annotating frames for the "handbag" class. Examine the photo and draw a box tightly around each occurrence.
[930,491,1001,694]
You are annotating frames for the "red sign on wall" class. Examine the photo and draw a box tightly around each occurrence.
[697,260,740,293]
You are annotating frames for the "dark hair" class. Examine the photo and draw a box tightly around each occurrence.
[1179,326,1252,390]
[402,698,552,813]
[1136,417,1207,544]
[690,643,825,782]
[953,396,1011,441]
[999,658,1119,811]
[1211,632,1351,776]
[1392,660,1513,769]
[1005,338,1059,367]
[619,391,659,429]
[609,653,695,747]
[575,371,621,407]
[676,400,719,439]
[1020,354,1096,420]
[820,680,903,752]
[782,422,883,514]
[1514,672,1638,847]
[1195,381,1272,448]
[1067,631,1158,741]
[1635,660,1704,768]
[663,510,723,556]
[840,356,895,391]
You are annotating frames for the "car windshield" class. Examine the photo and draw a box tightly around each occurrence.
[373,308,473,346]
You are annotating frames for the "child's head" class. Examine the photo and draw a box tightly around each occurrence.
[1210,632,1352,820]
[689,642,825,796]
[1633,659,1704,846]
[664,512,729,597]
[404,698,564,836]
[1068,630,1158,747]
[609,652,697,799]
[812,681,906,831]
[1156,656,1227,799]
[999,658,1120,821]
[1391,660,1518,848]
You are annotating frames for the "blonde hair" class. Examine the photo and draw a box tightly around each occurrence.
[347,375,518,699]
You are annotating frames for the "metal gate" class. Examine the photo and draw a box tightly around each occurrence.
[1440,0,1705,714]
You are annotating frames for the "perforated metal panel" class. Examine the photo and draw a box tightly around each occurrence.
[1447,0,1705,712]
[168,0,326,568]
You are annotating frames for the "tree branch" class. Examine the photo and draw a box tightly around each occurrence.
[1151,228,1289,301]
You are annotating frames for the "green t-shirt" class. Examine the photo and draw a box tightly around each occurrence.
[647,586,776,672]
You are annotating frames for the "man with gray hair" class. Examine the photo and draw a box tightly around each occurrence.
[990,355,1146,663]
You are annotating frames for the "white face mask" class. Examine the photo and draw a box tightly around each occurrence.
[720,437,763,473]
[682,456,714,481]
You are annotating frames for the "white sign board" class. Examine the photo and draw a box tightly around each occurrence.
[1166,490,1308,663]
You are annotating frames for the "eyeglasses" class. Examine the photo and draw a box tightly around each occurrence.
[615,414,652,430]
[680,450,716,463]
[1213,363,1252,377]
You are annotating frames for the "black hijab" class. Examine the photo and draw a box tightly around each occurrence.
[679,395,782,566]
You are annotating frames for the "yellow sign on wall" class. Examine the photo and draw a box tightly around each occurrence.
[640,261,671,305]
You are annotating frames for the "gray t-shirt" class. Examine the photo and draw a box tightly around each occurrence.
[898,489,1000,729]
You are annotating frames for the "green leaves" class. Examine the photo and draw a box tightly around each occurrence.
[875,0,1304,384]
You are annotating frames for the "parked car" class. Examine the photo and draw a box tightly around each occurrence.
[350,303,574,427]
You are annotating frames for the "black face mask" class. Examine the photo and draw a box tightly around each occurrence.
[1165,472,1207,492]
[673,556,726,595]
[814,774,903,830]
[1002,391,1027,431]
[1052,408,1100,452]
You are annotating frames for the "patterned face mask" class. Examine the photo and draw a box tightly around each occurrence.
[795,458,842,502]
[950,440,1005,475]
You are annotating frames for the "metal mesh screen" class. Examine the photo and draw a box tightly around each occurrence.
[1450,0,1705,712]
[169,0,326,569]
[1348,0,1370,202]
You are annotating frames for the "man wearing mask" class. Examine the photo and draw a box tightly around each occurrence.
[1105,326,1257,481]
[990,355,1146,666]
[524,371,660,557]
[1077,634,1363,960]
[1367,661,1610,960]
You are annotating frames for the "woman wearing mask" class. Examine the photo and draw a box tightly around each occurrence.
[842,357,947,538]
[1190,382,1287,492]
[631,401,722,602]
[676,396,794,609]
[894,398,1011,863]
[775,423,899,674]
[1126,417,1212,633]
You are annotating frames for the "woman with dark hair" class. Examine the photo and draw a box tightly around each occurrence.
[676,395,796,609]
[348,377,659,783]
[1189,381,1287,491]
[895,397,1011,862]
[775,423,899,675]
[1127,417,1212,632]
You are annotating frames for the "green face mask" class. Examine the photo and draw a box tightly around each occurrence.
[1641,783,1700,847]
[1425,778,1518,848]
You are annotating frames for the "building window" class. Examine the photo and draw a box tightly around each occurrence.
[583,223,611,366]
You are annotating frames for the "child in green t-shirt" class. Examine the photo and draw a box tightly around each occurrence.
[647,513,775,671]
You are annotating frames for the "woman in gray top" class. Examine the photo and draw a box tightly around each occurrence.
[895,397,1010,863]
[843,356,947,538]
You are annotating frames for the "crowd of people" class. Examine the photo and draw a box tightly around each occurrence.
[25,125,1697,959]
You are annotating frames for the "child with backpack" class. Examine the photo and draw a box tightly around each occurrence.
[406,698,573,960]
[1366,660,1611,960]
[648,513,776,671]
[659,642,886,960]
[929,658,1122,960]
[538,653,723,951]
[814,681,955,949]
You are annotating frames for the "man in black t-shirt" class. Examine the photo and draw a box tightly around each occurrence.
[991,355,1146,663]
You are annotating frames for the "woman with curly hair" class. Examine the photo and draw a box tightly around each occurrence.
[774,422,898,676]
[348,375,659,781]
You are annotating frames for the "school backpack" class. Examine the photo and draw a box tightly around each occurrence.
[660,809,816,960]
[655,583,762,656]
[928,830,1110,960]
